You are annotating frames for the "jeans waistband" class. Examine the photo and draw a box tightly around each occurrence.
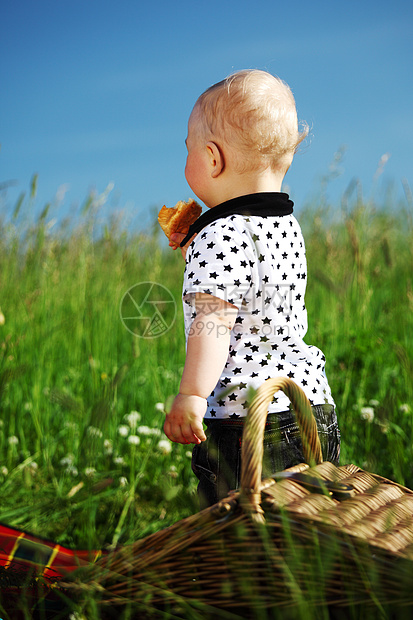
[205,404,335,429]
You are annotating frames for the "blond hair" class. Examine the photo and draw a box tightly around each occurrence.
[194,69,308,173]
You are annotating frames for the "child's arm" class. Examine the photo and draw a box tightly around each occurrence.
[164,292,238,445]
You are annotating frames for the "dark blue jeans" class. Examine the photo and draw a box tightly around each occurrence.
[191,405,340,509]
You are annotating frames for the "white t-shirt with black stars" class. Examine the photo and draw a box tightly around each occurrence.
[182,207,335,419]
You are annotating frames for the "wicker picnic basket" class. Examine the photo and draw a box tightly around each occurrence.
[65,378,413,618]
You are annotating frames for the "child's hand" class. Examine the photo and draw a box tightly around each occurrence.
[164,393,207,444]
[169,233,197,259]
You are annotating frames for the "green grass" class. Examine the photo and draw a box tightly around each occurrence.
[0,176,412,617]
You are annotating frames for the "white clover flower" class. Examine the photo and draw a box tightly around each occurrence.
[400,404,411,414]
[360,407,375,423]
[118,425,129,437]
[103,439,113,455]
[64,421,79,430]
[24,402,33,411]
[113,456,126,466]
[127,434,140,446]
[84,467,96,478]
[369,399,380,408]
[28,462,38,476]
[8,435,19,446]
[155,402,165,412]
[119,476,128,487]
[157,439,172,455]
[87,426,103,438]
[60,454,75,467]
[69,612,87,620]
[0,309,5,325]
[0,466,8,476]
[185,451,192,458]
[150,428,162,437]
[137,425,152,436]
[169,465,177,472]
[67,465,79,477]
[126,411,141,427]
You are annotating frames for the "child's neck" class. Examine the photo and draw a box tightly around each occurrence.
[208,168,286,208]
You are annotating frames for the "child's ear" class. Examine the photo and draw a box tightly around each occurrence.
[206,141,225,178]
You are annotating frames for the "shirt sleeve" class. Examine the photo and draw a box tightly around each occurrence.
[183,219,253,310]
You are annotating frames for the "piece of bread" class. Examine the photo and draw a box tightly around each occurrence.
[158,199,202,247]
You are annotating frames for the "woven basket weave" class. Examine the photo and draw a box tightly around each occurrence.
[65,378,413,617]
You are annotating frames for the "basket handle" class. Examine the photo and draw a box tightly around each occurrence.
[239,377,323,523]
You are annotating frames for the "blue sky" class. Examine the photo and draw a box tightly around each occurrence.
[1,0,412,230]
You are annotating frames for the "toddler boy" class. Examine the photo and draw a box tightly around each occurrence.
[163,69,340,507]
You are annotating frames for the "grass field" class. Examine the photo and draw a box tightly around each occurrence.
[0,176,412,617]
